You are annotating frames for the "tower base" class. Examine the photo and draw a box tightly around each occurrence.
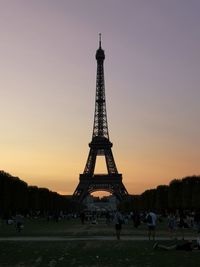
[73,174,129,202]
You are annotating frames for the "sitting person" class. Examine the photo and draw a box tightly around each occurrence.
[153,238,200,251]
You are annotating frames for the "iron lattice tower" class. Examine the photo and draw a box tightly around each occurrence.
[73,35,128,202]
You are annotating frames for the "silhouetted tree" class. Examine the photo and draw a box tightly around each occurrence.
[155,185,168,211]
[168,179,182,210]
[1,171,200,215]
[0,170,73,217]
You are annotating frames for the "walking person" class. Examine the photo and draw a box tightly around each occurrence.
[194,210,200,233]
[168,213,176,239]
[178,210,186,240]
[132,210,141,228]
[114,210,123,240]
[15,214,24,233]
[146,210,157,240]
[80,211,86,224]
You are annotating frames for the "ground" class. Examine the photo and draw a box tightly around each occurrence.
[0,217,199,266]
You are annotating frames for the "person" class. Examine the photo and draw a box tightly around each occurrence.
[15,214,24,232]
[132,210,141,228]
[146,211,157,240]
[105,211,111,225]
[114,210,123,240]
[153,238,200,251]
[178,210,186,240]
[194,210,200,233]
[80,211,86,224]
[168,213,176,239]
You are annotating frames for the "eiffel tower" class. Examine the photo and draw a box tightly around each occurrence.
[73,34,128,202]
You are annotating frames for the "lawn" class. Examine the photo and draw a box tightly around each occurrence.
[0,218,199,266]
[0,240,200,267]
[0,217,196,238]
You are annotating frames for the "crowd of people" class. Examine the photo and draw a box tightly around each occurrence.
[1,208,200,250]
[74,209,200,242]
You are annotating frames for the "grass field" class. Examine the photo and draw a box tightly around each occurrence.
[1,240,200,267]
[0,217,196,237]
[0,218,200,266]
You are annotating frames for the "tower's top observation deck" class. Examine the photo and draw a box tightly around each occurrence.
[96,33,105,61]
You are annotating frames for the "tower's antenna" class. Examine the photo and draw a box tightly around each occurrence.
[99,33,101,48]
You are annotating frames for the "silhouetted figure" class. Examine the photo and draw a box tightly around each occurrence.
[168,213,176,238]
[133,211,141,228]
[15,214,24,232]
[194,210,200,233]
[105,211,111,225]
[178,210,186,240]
[54,211,60,222]
[153,239,200,251]
[146,211,157,240]
[114,211,123,240]
[80,211,86,224]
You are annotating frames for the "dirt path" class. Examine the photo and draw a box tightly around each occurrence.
[0,236,197,241]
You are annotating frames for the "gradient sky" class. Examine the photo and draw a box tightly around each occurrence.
[0,0,200,195]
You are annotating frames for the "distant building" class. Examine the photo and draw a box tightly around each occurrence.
[84,195,118,211]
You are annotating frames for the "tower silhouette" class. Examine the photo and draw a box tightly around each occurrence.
[73,35,128,202]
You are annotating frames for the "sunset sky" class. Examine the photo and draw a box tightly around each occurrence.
[0,0,200,196]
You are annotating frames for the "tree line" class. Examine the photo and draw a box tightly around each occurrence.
[1,171,200,216]
[0,170,78,218]
[120,176,200,212]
